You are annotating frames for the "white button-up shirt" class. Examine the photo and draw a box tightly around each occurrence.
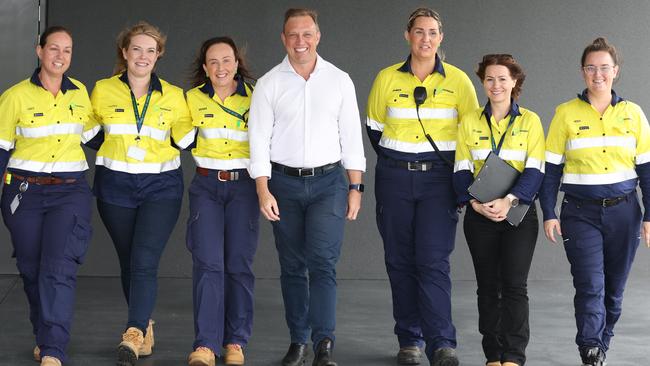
[248,55,366,178]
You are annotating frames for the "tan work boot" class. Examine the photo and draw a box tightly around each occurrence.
[117,327,144,366]
[40,356,61,366]
[223,343,244,365]
[139,319,155,357]
[188,346,215,366]
[486,362,502,366]
[33,345,41,362]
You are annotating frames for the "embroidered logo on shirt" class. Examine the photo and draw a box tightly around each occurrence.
[573,119,582,123]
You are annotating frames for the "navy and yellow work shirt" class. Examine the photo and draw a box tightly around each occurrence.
[453,101,545,205]
[539,90,650,220]
[184,77,253,170]
[90,73,193,207]
[0,69,99,178]
[366,55,479,163]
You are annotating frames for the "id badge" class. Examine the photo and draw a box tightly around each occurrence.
[10,195,20,214]
[127,145,147,161]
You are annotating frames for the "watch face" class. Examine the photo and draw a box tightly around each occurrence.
[511,199,519,207]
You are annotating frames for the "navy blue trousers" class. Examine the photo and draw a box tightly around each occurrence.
[374,158,458,358]
[1,177,92,362]
[186,171,259,354]
[560,193,641,352]
[97,198,181,333]
[268,165,348,350]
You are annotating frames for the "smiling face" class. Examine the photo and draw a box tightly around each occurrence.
[202,42,238,90]
[36,31,73,77]
[483,65,517,105]
[582,50,618,95]
[281,15,320,68]
[405,16,443,61]
[122,34,159,78]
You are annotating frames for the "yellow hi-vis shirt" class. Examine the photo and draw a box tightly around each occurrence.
[455,104,545,176]
[185,79,253,170]
[545,95,650,185]
[0,70,98,172]
[366,55,478,158]
[90,73,194,174]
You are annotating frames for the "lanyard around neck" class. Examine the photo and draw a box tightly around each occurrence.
[130,87,153,133]
[485,112,517,155]
[215,101,249,128]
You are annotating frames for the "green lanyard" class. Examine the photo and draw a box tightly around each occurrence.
[216,102,249,128]
[130,87,153,133]
[485,113,517,154]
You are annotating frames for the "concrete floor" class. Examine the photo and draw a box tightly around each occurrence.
[0,277,648,366]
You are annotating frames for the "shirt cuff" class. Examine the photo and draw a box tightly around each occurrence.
[248,161,272,179]
[341,155,366,172]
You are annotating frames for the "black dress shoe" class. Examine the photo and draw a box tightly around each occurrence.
[397,346,422,365]
[580,346,605,366]
[430,347,459,366]
[312,338,337,366]
[282,343,308,366]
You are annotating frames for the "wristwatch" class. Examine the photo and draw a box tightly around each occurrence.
[349,184,365,193]
[507,194,519,208]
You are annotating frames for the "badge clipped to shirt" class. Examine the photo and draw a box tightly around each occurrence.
[127,145,147,161]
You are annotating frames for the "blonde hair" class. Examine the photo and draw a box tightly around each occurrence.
[113,21,166,75]
[407,7,442,32]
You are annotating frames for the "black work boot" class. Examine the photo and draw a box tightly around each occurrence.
[312,338,336,366]
[580,346,605,366]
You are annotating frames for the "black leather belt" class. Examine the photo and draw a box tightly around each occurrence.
[383,157,436,172]
[569,194,629,208]
[196,167,248,181]
[272,161,340,177]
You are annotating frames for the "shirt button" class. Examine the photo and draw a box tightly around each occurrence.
[228,153,231,156]
[54,104,57,107]
[224,141,228,144]
[200,121,204,125]
[223,125,227,128]
[57,121,60,124]
[415,136,419,139]
[58,139,61,142]
[600,117,603,120]
[605,167,608,170]
[602,133,605,136]
[51,155,55,158]
[603,149,606,153]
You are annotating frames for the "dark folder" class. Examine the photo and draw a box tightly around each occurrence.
[467,151,530,226]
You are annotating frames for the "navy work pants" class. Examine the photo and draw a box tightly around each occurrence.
[97,198,181,333]
[464,205,538,365]
[185,171,259,354]
[560,193,641,352]
[374,158,458,358]
[1,177,92,363]
[268,166,348,350]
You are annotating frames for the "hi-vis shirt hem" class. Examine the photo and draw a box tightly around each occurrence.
[193,156,249,170]
[454,159,473,173]
[8,158,88,172]
[81,125,102,143]
[380,136,456,153]
[104,124,169,142]
[0,139,15,151]
[176,128,196,149]
[545,151,565,165]
[562,169,637,185]
[96,156,181,174]
[366,117,384,132]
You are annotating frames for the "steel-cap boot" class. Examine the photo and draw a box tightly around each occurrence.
[188,346,215,366]
[117,327,144,366]
[580,347,605,366]
[139,319,155,357]
[223,344,244,365]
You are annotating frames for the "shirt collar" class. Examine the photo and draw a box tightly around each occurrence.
[30,68,79,93]
[480,99,521,122]
[119,72,163,93]
[198,75,248,98]
[577,89,623,106]
[280,54,325,75]
[397,54,446,77]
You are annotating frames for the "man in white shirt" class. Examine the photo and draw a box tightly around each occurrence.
[248,8,366,366]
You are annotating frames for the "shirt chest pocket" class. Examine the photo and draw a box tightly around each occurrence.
[147,109,174,130]
[18,112,47,127]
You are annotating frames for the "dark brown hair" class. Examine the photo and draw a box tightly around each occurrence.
[38,25,72,47]
[407,7,442,32]
[283,8,319,32]
[113,21,166,75]
[476,54,526,99]
[581,37,619,67]
[190,36,254,88]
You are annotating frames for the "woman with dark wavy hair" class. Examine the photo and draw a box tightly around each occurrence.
[184,36,258,366]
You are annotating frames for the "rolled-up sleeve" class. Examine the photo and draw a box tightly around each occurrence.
[338,74,366,172]
[248,78,275,178]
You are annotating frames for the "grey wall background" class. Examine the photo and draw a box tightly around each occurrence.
[1,0,649,281]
